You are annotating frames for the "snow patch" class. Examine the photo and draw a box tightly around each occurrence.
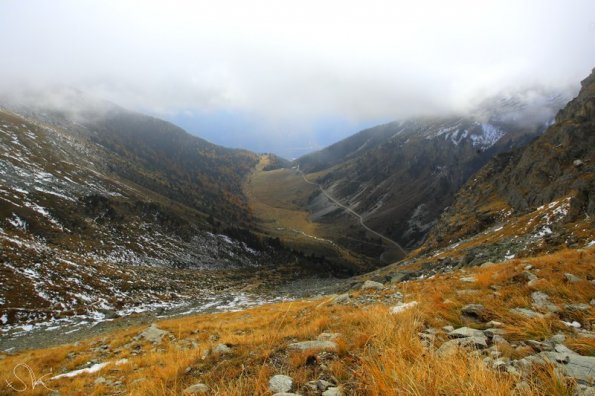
[7,213,27,231]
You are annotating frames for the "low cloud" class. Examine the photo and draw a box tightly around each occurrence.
[1,0,594,147]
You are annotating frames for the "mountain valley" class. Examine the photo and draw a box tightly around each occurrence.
[0,72,593,395]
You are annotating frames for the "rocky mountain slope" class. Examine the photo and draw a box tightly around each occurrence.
[0,91,319,330]
[419,69,594,261]
[1,248,592,395]
[295,90,569,252]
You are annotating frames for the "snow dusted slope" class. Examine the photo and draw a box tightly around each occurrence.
[0,107,300,330]
[422,69,595,260]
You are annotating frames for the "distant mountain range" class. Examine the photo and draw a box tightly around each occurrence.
[1,77,591,328]
[293,89,570,252]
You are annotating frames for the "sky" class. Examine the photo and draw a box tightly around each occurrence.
[1,0,594,158]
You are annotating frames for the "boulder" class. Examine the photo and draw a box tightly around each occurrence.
[322,387,344,396]
[449,327,484,338]
[331,294,351,304]
[523,271,538,282]
[269,375,293,394]
[549,334,566,345]
[436,339,461,358]
[458,336,488,349]
[461,304,485,319]
[565,273,581,283]
[288,340,337,351]
[135,324,172,344]
[213,343,232,354]
[531,291,560,313]
[527,340,553,352]
[305,379,333,392]
[483,328,507,339]
[436,336,487,358]
[390,272,410,283]
[492,335,510,347]
[361,280,384,290]
[510,308,544,318]
[527,350,595,385]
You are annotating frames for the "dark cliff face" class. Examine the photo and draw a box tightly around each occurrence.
[423,69,595,252]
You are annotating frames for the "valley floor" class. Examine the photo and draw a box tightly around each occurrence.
[1,248,593,395]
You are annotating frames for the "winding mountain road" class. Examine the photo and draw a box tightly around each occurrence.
[298,168,408,257]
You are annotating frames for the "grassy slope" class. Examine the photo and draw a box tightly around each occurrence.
[1,247,592,395]
[245,155,372,273]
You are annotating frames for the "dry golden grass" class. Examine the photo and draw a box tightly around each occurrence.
[0,248,593,395]
[244,155,361,266]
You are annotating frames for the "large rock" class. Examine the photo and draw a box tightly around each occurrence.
[531,291,560,313]
[510,308,544,318]
[135,324,172,344]
[565,273,582,283]
[331,294,351,304]
[390,272,410,283]
[288,340,337,351]
[323,387,344,396]
[526,348,595,384]
[483,328,507,339]
[449,327,484,338]
[213,343,232,354]
[461,304,485,319]
[436,336,487,357]
[183,383,209,394]
[269,375,293,393]
[436,339,461,358]
[361,280,384,290]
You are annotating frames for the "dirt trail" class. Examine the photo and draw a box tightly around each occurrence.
[299,168,408,258]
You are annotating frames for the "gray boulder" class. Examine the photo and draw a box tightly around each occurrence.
[361,280,384,290]
[527,349,595,384]
[510,308,544,318]
[522,271,538,282]
[531,291,560,313]
[565,273,582,283]
[331,294,351,304]
[213,343,232,354]
[322,387,344,396]
[135,324,172,344]
[288,340,337,351]
[269,375,293,394]
[461,304,485,319]
[449,327,484,338]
